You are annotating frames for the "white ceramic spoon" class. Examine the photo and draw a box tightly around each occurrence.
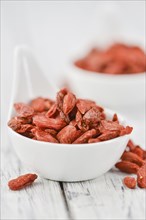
[8,46,131,182]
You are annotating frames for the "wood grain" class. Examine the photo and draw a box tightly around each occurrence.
[63,171,145,219]
[1,149,69,220]
[1,147,145,220]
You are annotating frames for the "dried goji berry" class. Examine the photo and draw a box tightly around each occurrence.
[137,163,146,188]
[32,128,58,143]
[57,125,82,144]
[123,176,136,189]
[132,146,146,160]
[17,124,34,134]
[100,120,124,132]
[14,103,34,117]
[8,117,32,131]
[8,174,38,190]
[75,111,89,131]
[115,161,140,174]
[46,103,58,118]
[8,117,22,131]
[120,126,133,136]
[30,97,48,112]
[75,110,82,124]
[59,111,70,124]
[45,128,57,136]
[73,129,97,144]
[96,130,119,142]
[121,151,144,167]
[44,99,54,110]
[127,140,146,160]
[56,88,68,111]
[83,107,104,126]
[127,139,136,151]
[63,92,76,115]
[33,115,66,130]
[112,113,119,122]
[76,99,96,114]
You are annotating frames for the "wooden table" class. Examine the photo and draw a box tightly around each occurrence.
[1,144,145,220]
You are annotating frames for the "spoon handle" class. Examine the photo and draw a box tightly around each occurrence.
[8,46,58,119]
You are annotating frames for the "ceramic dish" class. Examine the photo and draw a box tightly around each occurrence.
[8,46,131,182]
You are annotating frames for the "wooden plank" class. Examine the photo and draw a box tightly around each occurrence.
[63,170,145,220]
[1,149,69,220]
[63,182,98,219]
[2,147,145,220]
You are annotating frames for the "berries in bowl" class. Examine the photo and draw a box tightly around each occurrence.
[65,43,145,110]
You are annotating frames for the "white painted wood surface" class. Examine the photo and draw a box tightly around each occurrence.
[1,145,145,220]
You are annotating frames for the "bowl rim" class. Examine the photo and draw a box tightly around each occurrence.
[8,126,130,148]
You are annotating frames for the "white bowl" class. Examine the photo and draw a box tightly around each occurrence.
[8,46,131,182]
[8,109,130,182]
[64,59,145,111]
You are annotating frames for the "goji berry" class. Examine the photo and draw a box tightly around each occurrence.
[8,174,38,190]
[123,176,136,189]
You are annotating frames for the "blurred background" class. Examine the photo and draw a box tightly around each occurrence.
[1,1,145,147]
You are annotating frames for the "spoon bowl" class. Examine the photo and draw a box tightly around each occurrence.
[8,46,131,182]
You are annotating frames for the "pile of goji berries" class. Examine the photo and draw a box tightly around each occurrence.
[75,43,146,74]
[8,88,133,144]
[116,140,146,189]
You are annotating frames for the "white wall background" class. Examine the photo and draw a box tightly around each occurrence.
[1,1,145,146]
